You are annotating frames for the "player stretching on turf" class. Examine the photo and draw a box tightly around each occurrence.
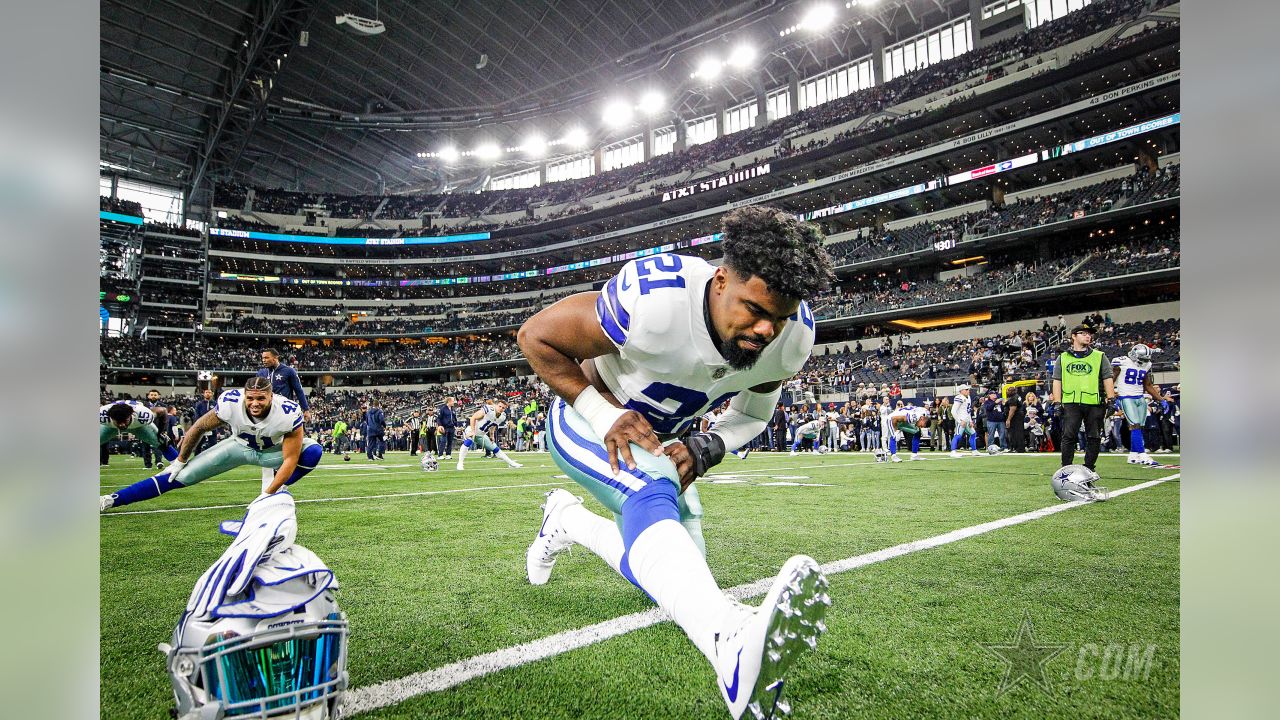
[887,406,930,462]
[517,206,834,720]
[948,384,981,457]
[100,377,323,511]
[787,418,823,456]
[99,400,178,468]
[456,399,523,471]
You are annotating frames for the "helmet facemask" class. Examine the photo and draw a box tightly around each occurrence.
[1052,465,1109,502]
[162,547,348,720]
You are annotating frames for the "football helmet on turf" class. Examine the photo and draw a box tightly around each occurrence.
[421,453,439,472]
[1052,464,1109,502]
[161,506,348,720]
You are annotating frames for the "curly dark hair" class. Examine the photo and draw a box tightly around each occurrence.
[720,205,835,301]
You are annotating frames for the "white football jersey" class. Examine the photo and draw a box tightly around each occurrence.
[476,403,504,431]
[99,400,155,431]
[893,407,929,425]
[1112,356,1151,399]
[795,420,822,437]
[593,253,815,437]
[951,393,973,422]
[215,388,303,451]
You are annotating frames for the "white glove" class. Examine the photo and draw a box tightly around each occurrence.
[165,459,187,484]
[189,492,297,620]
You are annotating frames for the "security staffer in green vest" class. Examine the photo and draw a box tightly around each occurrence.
[1051,323,1117,472]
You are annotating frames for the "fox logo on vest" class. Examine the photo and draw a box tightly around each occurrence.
[1064,361,1093,375]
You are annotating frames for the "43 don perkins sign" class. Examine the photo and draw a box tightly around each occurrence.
[661,164,772,202]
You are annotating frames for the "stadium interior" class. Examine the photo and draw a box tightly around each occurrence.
[100,0,1180,718]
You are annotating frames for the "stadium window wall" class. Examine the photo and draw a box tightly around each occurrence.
[602,136,645,172]
[685,115,718,146]
[545,154,594,183]
[982,0,1093,29]
[652,126,677,156]
[797,57,875,111]
[723,103,759,135]
[766,89,791,122]
[490,168,541,191]
[883,17,972,82]
[102,175,184,224]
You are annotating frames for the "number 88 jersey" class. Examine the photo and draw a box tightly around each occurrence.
[1111,356,1150,399]
[592,253,815,438]
[215,388,304,451]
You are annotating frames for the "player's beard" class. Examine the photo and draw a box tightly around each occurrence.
[721,334,768,370]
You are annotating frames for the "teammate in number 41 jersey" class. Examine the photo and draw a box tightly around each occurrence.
[516,206,836,719]
[101,376,324,512]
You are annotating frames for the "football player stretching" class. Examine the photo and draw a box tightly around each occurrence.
[887,406,930,462]
[455,399,523,471]
[100,377,323,511]
[517,206,834,719]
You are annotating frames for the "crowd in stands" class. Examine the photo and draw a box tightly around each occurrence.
[814,231,1179,321]
[210,0,1171,233]
[100,334,523,373]
[795,317,1179,392]
[101,195,143,216]
[102,313,1178,455]
[144,221,202,238]
[826,164,1180,266]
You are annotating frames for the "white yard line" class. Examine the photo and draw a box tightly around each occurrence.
[100,481,570,517]
[343,474,1178,715]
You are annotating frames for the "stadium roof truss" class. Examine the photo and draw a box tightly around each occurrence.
[101,0,974,206]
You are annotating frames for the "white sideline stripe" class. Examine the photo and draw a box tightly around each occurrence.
[342,474,1177,716]
[101,482,569,517]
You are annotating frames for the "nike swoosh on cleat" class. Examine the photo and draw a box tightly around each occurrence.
[537,513,551,538]
[723,648,743,703]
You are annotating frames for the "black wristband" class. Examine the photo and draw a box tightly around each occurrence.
[685,432,727,477]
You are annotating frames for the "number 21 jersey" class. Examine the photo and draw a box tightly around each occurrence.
[593,253,815,437]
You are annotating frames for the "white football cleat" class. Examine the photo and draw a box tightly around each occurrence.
[99,494,114,513]
[456,460,465,471]
[526,489,583,585]
[909,453,921,461]
[1138,453,1160,466]
[1126,452,1140,464]
[506,459,524,468]
[949,450,963,458]
[734,448,751,460]
[714,555,830,720]
[890,455,903,463]
[971,450,982,456]
[788,451,798,457]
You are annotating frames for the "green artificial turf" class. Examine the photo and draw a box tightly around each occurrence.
[101,449,1178,719]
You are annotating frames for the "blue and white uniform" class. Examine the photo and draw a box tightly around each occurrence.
[457,403,520,467]
[950,392,979,451]
[102,389,322,510]
[549,253,814,551]
[1113,355,1156,460]
[1112,356,1152,425]
[99,400,175,459]
[99,400,156,430]
[888,407,929,457]
[789,419,823,453]
[951,393,975,432]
